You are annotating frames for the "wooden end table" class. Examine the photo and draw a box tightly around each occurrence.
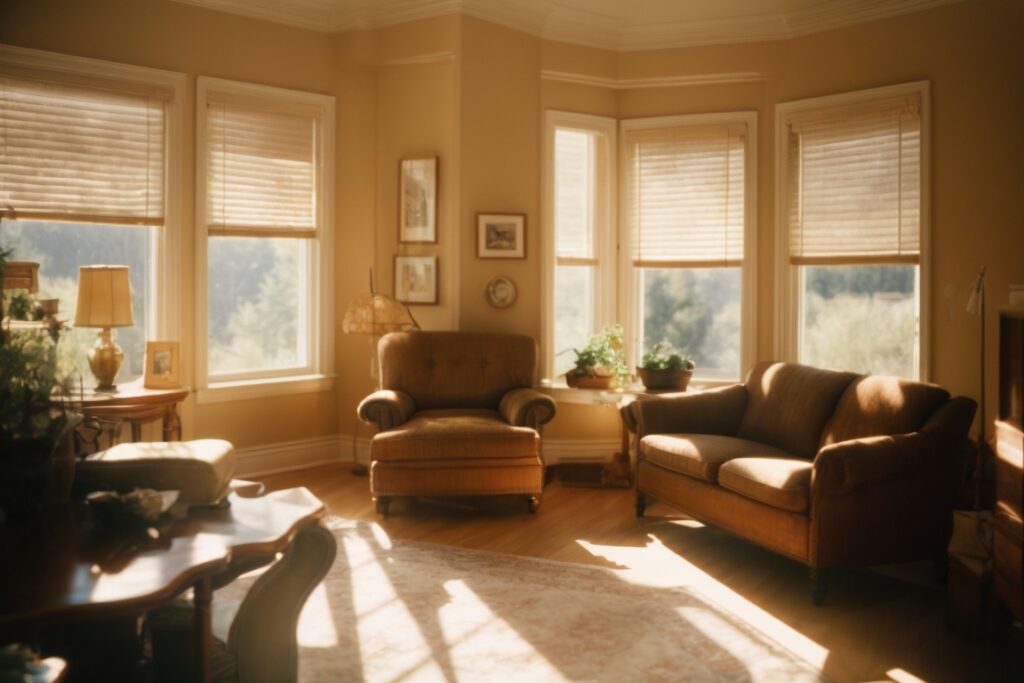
[75,380,189,450]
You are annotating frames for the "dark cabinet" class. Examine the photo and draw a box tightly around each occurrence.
[994,307,1024,621]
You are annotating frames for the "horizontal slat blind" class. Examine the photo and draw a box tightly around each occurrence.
[0,76,167,226]
[788,95,921,265]
[624,123,745,267]
[206,97,319,238]
[554,128,595,262]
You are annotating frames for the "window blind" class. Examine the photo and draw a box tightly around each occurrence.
[623,124,745,268]
[554,128,595,264]
[787,95,921,265]
[0,76,167,226]
[206,97,320,239]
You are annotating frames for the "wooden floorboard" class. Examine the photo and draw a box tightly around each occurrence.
[258,463,1022,683]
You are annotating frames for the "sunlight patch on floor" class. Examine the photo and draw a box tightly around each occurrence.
[576,535,831,672]
[297,583,339,647]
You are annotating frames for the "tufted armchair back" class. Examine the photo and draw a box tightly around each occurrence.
[378,331,538,410]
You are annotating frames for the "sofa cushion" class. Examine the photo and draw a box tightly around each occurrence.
[737,362,858,459]
[640,434,793,484]
[718,457,813,513]
[371,409,538,463]
[819,375,950,447]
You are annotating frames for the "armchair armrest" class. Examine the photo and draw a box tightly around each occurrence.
[357,390,415,431]
[633,384,748,438]
[499,388,557,430]
[813,431,938,496]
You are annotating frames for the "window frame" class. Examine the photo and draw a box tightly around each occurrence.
[195,76,335,403]
[541,110,618,380]
[774,81,931,381]
[619,111,758,385]
[0,44,185,343]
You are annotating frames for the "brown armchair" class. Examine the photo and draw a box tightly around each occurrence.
[358,331,556,516]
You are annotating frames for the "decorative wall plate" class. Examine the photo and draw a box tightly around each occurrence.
[485,276,517,308]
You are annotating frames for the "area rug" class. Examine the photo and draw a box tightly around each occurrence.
[217,518,825,682]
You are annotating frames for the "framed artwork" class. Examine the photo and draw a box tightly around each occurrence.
[399,157,438,243]
[144,341,181,389]
[394,255,438,305]
[477,213,525,259]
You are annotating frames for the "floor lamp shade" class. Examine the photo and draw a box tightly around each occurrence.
[75,265,134,389]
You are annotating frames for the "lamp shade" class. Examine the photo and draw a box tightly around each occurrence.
[74,265,134,328]
[342,293,417,335]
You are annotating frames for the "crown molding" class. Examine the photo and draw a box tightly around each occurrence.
[169,0,969,50]
[540,70,768,90]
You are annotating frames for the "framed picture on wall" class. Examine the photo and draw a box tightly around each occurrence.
[394,255,438,305]
[399,157,438,243]
[477,213,525,258]
[144,341,181,389]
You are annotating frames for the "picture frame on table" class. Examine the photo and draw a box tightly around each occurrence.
[399,157,438,243]
[477,213,525,259]
[394,255,438,305]
[144,341,181,389]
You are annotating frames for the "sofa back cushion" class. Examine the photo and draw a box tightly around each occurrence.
[737,362,858,459]
[819,375,950,447]
[379,331,537,410]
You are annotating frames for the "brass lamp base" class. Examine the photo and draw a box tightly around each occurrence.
[88,327,124,391]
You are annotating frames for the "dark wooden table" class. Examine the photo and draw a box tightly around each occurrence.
[76,380,190,449]
[0,487,325,682]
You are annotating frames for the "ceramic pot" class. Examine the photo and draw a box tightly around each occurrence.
[637,367,693,392]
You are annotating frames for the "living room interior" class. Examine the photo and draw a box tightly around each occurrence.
[1,0,1023,681]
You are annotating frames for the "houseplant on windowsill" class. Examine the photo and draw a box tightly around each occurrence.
[637,342,695,392]
[564,324,628,390]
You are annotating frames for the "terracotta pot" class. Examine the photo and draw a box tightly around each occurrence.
[565,372,614,390]
[637,367,693,392]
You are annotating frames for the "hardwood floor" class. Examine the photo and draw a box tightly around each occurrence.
[258,463,1022,683]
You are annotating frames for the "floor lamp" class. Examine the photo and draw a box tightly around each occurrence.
[342,270,418,474]
[966,266,987,508]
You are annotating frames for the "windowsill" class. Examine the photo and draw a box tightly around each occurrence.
[196,373,335,404]
[538,376,734,405]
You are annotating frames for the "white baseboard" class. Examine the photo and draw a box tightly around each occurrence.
[233,435,346,477]
[236,435,620,476]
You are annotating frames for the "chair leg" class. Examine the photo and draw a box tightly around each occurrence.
[635,492,647,518]
[375,497,391,517]
[526,494,539,514]
[810,567,828,606]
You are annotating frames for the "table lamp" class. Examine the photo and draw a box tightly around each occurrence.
[75,265,134,390]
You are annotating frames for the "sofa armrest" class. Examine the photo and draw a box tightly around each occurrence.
[633,384,748,439]
[357,390,415,431]
[813,432,938,496]
[499,388,557,430]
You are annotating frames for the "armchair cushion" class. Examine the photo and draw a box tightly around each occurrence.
[820,375,950,448]
[719,457,812,513]
[641,434,792,484]
[370,409,539,463]
[358,389,416,430]
[738,361,857,459]
[499,388,557,429]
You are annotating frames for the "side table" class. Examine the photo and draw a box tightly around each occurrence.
[75,380,189,451]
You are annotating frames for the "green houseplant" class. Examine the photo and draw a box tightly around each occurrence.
[565,324,628,389]
[637,342,695,391]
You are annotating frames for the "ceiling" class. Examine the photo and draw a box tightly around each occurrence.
[169,0,966,50]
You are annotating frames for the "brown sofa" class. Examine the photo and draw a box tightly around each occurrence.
[358,331,557,516]
[631,361,976,602]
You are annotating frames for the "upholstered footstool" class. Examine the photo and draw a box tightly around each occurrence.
[75,439,236,505]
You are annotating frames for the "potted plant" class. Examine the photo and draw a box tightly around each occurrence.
[637,342,695,391]
[565,324,628,390]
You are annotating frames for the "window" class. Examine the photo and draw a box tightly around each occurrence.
[543,111,756,384]
[196,77,334,400]
[542,112,616,378]
[0,45,183,385]
[776,82,928,379]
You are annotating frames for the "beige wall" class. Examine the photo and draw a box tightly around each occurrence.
[3,0,1022,456]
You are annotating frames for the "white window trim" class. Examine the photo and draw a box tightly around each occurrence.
[541,110,617,380]
[0,44,185,342]
[618,111,758,384]
[195,76,335,403]
[773,81,931,380]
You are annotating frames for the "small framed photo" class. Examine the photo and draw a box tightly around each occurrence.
[399,157,438,243]
[394,255,438,305]
[144,341,181,389]
[477,213,525,259]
